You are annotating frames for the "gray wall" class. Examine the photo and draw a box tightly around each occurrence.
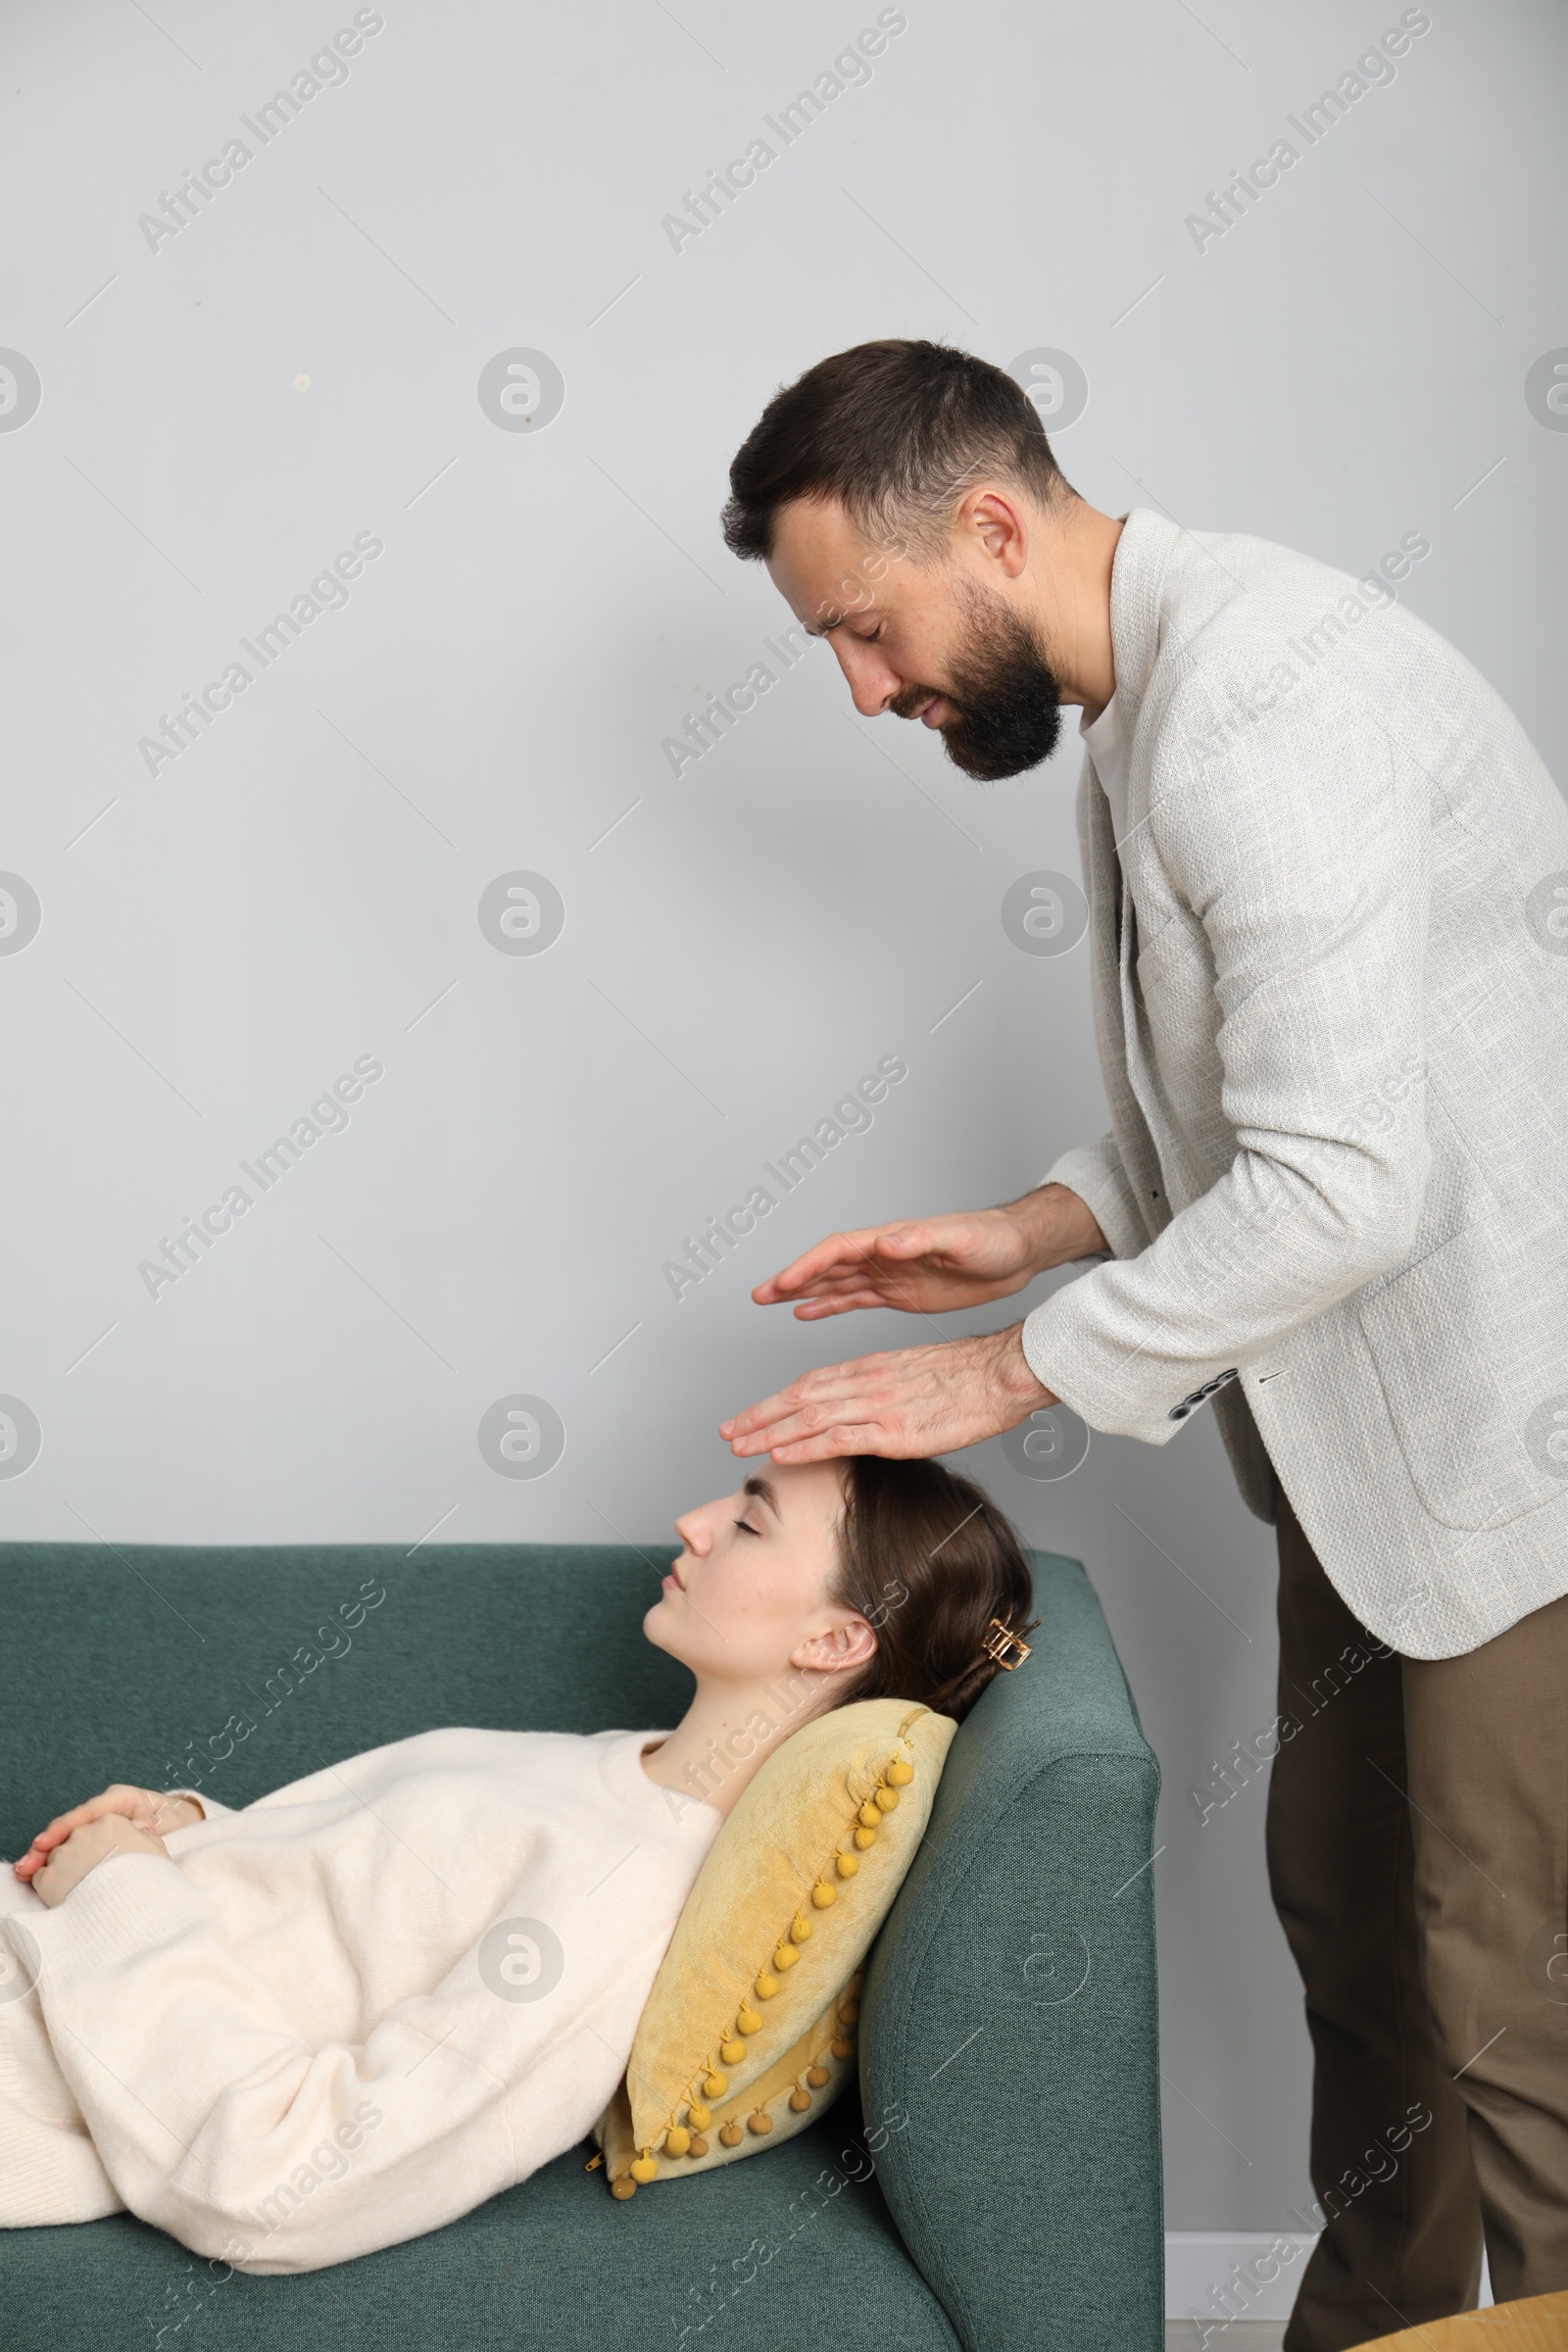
[3,0,1563,2236]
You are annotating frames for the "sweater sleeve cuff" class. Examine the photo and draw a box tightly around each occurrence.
[170,1792,238,1822]
[20,1853,196,1997]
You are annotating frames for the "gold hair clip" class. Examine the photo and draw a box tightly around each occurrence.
[980,1615,1038,1670]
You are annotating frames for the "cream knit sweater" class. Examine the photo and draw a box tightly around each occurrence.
[0,1727,722,2273]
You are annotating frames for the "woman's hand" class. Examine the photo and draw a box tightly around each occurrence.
[27,1814,172,1908]
[12,1784,200,1884]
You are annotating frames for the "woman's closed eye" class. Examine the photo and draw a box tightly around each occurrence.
[733,1516,760,1537]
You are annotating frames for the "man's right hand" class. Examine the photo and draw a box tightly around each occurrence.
[750,1183,1108,1323]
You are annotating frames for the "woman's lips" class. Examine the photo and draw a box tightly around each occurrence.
[663,1564,685,1590]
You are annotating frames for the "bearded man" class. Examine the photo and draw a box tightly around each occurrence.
[713,337,1568,2349]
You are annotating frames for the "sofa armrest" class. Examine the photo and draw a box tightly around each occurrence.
[858,1556,1163,2352]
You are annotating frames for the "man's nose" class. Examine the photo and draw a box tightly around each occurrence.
[831,638,900,717]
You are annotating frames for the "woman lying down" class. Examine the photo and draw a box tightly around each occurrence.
[1,1453,1033,2275]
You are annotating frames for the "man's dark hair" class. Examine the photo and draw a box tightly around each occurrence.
[719,338,1074,568]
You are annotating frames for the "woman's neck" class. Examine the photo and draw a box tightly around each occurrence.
[640,1669,830,1820]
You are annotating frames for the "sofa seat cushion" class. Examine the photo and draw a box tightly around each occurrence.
[0,2112,958,2352]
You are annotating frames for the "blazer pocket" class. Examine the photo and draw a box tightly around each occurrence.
[1357,1219,1568,1532]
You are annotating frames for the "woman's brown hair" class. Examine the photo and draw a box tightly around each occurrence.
[823,1455,1037,1724]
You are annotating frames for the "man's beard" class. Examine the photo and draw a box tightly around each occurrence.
[892,579,1064,781]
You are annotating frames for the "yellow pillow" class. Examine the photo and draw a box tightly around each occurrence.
[592,1697,956,2197]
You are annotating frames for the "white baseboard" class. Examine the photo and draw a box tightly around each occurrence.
[1165,2233,1495,2325]
[1165,2233,1317,2325]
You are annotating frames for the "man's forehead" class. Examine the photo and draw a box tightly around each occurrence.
[767,497,896,632]
[769,488,858,556]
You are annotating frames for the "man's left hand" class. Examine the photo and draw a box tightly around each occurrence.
[719,1325,1055,1463]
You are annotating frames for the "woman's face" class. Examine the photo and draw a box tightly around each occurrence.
[643,1458,872,1689]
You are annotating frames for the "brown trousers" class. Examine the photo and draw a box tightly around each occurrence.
[1266,1485,1568,2351]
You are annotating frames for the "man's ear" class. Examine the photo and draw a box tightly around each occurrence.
[959,487,1031,579]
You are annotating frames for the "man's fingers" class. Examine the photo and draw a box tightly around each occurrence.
[752,1229,881,1301]
[719,1351,887,1440]
[730,1366,915,1459]
[718,1385,797,1441]
[721,1328,1042,1474]
[767,1420,896,1464]
[722,1359,907,1453]
[786,1290,888,1321]
[725,1396,839,1448]
[731,1403,895,1459]
[753,1222,937,1304]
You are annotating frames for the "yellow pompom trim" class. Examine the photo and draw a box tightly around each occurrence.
[626,1710,930,2198]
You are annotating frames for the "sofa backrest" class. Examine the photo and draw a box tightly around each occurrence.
[0,1540,697,1851]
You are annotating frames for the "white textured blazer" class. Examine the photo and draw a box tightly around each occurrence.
[1020,507,1568,1659]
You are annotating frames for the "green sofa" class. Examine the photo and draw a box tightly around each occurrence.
[0,1538,1163,2350]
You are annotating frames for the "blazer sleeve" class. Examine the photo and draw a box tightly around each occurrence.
[1037,1132,1145,1262]
[21,1852,622,2275]
[1021,679,1431,1443]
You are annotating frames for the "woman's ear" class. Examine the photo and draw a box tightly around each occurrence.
[791,1614,878,1677]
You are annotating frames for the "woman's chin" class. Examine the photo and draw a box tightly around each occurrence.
[641,1597,678,1653]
